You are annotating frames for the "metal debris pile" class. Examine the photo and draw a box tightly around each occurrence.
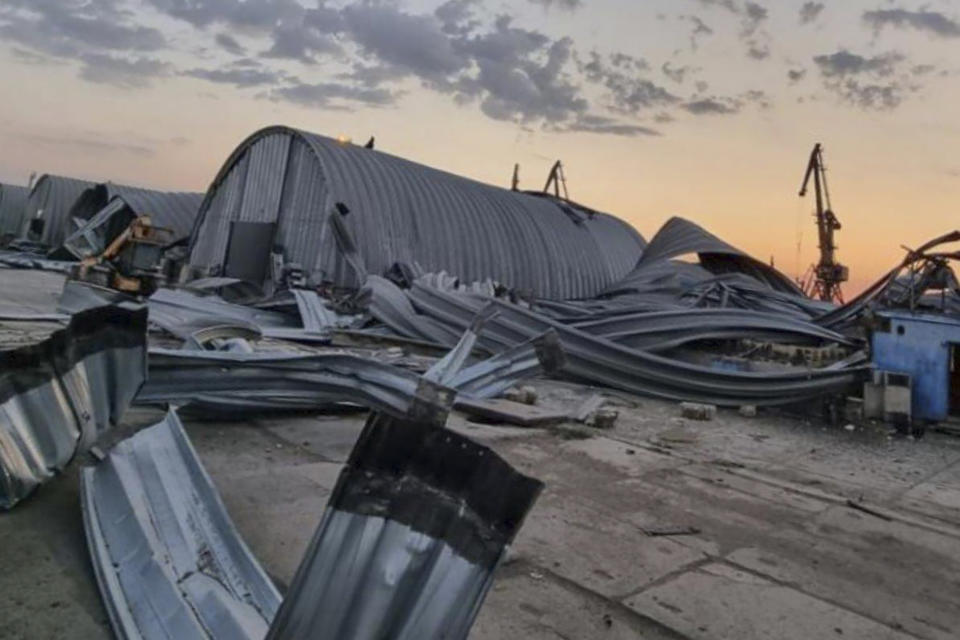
[1,293,549,639]
[4,125,960,638]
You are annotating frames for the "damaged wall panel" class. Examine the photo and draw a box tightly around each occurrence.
[68,183,204,240]
[81,409,281,640]
[20,174,98,247]
[0,305,147,509]
[0,182,30,238]
[266,412,543,640]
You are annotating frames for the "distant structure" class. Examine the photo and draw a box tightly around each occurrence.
[0,183,31,240]
[186,126,646,300]
[21,174,97,247]
[68,183,204,241]
[798,143,848,304]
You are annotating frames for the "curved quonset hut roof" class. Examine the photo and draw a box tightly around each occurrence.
[188,126,646,300]
[0,184,30,237]
[23,174,97,247]
[70,184,204,239]
[605,217,803,296]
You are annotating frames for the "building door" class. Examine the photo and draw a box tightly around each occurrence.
[949,345,960,416]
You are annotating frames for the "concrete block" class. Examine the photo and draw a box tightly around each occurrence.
[681,402,716,421]
[738,405,757,418]
[591,408,619,430]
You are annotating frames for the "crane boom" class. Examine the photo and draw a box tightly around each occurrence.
[798,143,848,304]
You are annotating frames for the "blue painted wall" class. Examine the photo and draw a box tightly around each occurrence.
[871,312,960,421]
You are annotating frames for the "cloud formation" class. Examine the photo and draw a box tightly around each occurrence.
[812,49,909,109]
[799,2,824,25]
[862,9,960,38]
[5,0,946,137]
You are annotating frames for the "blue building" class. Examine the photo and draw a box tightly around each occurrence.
[871,311,960,422]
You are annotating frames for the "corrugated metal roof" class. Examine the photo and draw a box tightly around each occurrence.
[0,183,30,237]
[22,174,97,247]
[189,126,646,300]
[70,183,204,239]
[605,216,803,296]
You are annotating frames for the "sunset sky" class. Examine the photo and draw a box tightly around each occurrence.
[0,0,958,294]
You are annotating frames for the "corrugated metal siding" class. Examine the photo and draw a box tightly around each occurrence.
[22,175,97,246]
[0,184,30,236]
[192,150,253,273]
[70,184,203,239]
[189,126,646,300]
[238,135,290,224]
[276,139,332,281]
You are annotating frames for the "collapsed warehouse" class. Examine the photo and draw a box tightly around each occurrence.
[2,127,960,639]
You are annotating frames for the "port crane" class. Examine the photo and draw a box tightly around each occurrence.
[798,143,848,303]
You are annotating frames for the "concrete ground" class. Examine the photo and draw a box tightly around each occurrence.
[2,269,960,640]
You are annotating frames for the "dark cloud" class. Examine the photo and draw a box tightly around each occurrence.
[788,68,807,83]
[266,81,397,109]
[528,0,582,10]
[695,0,740,14]
[685,15,714,50]
[813,50,904,77]
[79,53,171,88]
[261,22,341,63]
[2,0,803,136]
[741,2,768,36]
[683,97,740,115]
[184,65,285,88]
[662,62,696,84]
[741,89,770,109]
[0,0,166,60]
[863,9,960,38]
[812,50,909,110]
[142,0,300,30]
[464,34,589,124]
[342,3,468,80]
[746,41,770,60]
[435,0,479,36]
[0,0,171,91]
[582,51,678,113]
[799,2,824,25]
[560,115,660,137]
[215,33,245,56]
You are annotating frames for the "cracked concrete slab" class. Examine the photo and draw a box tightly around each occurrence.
[625,562,915,640]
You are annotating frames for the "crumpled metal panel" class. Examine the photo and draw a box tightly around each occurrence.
[139,348,434,416]
[364,275,461,346]
[0,183,30,237]
[0,252,76,273]
[0,305,147,509]
[69,184,204,239]
[21,174,98,247]
[138,324,562,416]
[265,412,543,640]
[572,308,855,352]
[147,288,302,337]
[607,217,802,296]
[84,406,542,640]
[406,283,868,407]
[188,126,645,300]
[58,280,349,345]
[290,288,359,333]
[81,409,281,640]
